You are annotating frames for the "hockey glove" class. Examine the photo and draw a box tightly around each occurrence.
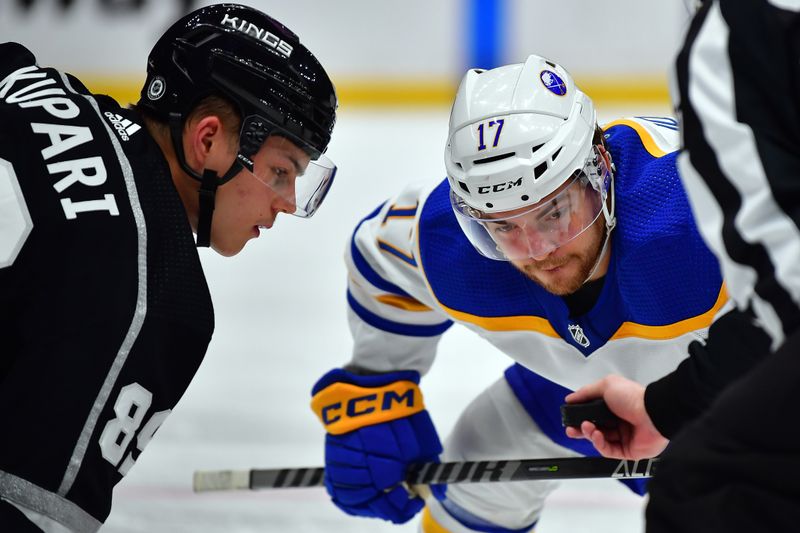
[311,368,442,524]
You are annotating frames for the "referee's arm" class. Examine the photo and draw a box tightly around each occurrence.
[646,0,800,435]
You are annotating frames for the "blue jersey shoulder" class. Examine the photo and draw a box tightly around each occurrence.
[606,122,723,325]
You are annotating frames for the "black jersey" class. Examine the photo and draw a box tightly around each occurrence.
[0,43,214,531]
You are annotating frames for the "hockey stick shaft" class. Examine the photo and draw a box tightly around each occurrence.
[193,456,658,492]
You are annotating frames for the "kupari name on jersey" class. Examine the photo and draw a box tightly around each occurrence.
[0,65,119,220]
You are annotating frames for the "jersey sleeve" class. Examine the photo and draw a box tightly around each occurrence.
[602,115,680,156]
[673,0,800,346]
[643,0,800,436]
[345,183,453,374]
[644,306,771,438]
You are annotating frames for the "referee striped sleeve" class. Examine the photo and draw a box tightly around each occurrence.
[673,0,800,347]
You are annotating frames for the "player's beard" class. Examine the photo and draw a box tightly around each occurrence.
[513,216,607,295]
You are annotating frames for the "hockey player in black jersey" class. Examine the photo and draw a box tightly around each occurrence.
[0,4,336,531]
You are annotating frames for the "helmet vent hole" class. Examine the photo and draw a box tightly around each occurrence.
[534,162,548,180]
[473,152,514,165]
[458,181,470,193]
[531,144,544,154]
[486,202,494,208]
[521,195,529,202]
[545,60,557,68]
[552,147,562,161]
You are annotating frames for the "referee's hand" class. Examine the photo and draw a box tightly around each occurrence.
[565,375,668,460]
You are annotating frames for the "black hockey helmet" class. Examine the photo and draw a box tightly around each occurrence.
[138,3,338,246]
[140,3,336,158]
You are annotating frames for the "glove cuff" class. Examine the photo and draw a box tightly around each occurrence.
[312,368,421,394]
[311,371,426,435]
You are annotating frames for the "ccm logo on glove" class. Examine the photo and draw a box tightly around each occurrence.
[311,381,424,435]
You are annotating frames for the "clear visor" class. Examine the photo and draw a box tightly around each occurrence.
[236,118,337,218]
[451,155,610,261]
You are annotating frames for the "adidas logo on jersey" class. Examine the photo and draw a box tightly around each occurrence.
[104,112,141,142]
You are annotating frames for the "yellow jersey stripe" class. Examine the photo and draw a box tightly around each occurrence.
[611,284,728,340]
[376,294,432,312]
[437,305,561,337]
[603,119,668,158]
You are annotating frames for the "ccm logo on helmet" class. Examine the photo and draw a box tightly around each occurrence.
[221,14,294,57]
[478,178,523,194]
[320,388,416,425]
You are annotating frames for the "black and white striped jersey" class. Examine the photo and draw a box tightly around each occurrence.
[673,0,800,349]
[0,42,214,531]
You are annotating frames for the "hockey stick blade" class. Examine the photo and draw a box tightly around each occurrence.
[193,456,659,492]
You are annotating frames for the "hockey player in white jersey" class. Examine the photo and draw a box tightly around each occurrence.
[310,55,727,532]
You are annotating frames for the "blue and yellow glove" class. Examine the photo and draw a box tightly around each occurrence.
[311,368,443,524]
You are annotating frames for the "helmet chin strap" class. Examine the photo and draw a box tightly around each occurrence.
[168,113,243,248]
[196,168,220,248]
[583,178,617,285]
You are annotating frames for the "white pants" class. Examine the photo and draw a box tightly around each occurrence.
[423,376,583,532]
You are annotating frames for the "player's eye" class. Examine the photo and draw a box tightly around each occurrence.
[270,167,291,187]
[544,207,567,221]
[489,221,518,237]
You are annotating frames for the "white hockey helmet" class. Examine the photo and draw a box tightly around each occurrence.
[445,55,615,261]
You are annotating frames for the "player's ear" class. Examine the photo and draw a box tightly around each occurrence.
[185,115,226,172]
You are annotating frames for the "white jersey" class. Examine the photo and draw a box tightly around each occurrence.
[343,116,729,531]
[345,117,727,392]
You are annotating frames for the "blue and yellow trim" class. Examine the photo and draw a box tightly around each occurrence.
[604,118,669,158]
[382,201,419,225]
[351,204,414,296]
[348,289,452,337]
[432,305,560,338]
[378,238,419,268]
[376,294,432,312]
[421,280,726,342]
[611,284,728,341]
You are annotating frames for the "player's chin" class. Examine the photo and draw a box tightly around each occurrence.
[211,234,250,257]
[524,266,582,294]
